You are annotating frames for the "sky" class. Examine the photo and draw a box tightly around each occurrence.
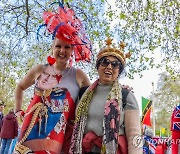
[120,68,161,110]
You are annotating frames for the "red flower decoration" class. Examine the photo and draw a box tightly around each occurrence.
[42,4,92,63]
[47,56,56,65]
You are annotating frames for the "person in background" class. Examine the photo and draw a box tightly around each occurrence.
[70,38,142,154]
[14,2,91,154]
[8,126,21,154]
[0,100,5,145]
[0,100,5,133]
[143,128,156,154]
[0,108,18,154]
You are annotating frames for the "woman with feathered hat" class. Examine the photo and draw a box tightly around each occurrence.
[14,2,92,154]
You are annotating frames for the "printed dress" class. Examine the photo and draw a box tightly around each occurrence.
[14,66,79,154]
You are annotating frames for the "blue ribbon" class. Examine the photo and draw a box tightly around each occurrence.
[52,22,65,40]
[49,1,64,9]
[36,24,47,41]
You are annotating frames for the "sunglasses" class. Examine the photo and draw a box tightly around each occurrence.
[100,58,121,69]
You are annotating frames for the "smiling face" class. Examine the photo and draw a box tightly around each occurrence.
[97,56,120,85]
[52,38,74,65]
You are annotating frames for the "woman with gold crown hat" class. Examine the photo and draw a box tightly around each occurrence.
[69,38,142,154]
[14,2,92,154]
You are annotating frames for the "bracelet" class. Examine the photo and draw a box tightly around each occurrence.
[15,109,23,113]
[15,110,25,117]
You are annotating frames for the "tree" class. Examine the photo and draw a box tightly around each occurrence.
[0,0,179,106]
[154,72,180,135]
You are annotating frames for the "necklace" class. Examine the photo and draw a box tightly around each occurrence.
[52,66,62,83]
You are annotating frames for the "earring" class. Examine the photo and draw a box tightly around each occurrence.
[47,55,56,65]
[68,54,74,67]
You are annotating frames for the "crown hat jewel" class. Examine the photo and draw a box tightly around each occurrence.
[97,37,131,66]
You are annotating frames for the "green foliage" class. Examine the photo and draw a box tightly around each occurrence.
[0,0,179,106]
[153,72,180,136]
[119,13,126,20]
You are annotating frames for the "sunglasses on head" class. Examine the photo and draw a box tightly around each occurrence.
[100,58,121,69]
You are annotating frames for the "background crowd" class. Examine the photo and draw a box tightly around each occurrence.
[0,101,19,154]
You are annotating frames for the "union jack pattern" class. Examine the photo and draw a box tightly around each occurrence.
[173,122,180,130]
[174,105,180,118]
[143,147,148,154]
[149,142,156,154]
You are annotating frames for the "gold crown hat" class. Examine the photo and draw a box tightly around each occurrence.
[96,38,131,66]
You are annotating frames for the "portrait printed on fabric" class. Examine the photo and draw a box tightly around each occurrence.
[36,66,58,90]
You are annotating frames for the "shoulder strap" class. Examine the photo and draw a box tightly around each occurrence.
[78,86,89,100]
[121,88,129,108]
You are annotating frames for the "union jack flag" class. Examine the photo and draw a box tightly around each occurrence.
[143,147,148,154]
[149,142,156,154]
[174,105,180,118]
[173,122,180,130]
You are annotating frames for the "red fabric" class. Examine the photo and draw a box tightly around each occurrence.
[62,121,74,154]
[42,5,92,62]
[142,108,152,126]
[82,131,128,154]
[171,105,180,154]
[82,131,102,153]
[18,88,76,153]
[172,131,180,154]
[117,135,128,154]
[155,144,164,154]
[171,106,180,131]
[18,95,41,141]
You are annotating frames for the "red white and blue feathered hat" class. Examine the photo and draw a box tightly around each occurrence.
[38,2,92,63]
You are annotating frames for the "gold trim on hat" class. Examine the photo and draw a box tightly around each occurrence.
[97,38,131,65]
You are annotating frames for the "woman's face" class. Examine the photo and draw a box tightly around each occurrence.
[37,66,58,90]
[97,56,120,85]
[52,38,73,64]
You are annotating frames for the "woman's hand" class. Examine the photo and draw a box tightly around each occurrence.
[122,84,134,92]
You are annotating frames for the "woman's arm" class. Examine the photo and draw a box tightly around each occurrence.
[76,69,91,88]
[15,64,44,112]
[124,92,142,154]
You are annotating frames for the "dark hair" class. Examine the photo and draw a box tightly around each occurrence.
[9,108,14,114]
[96,56,124,75]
